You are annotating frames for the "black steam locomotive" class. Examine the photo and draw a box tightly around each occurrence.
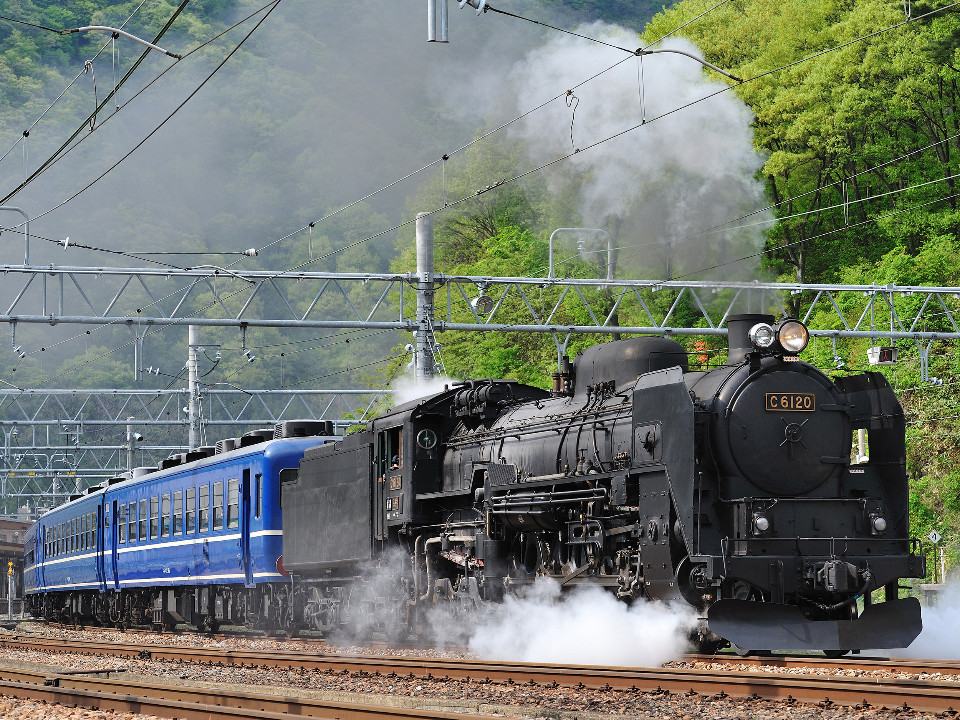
[281,314,925,653]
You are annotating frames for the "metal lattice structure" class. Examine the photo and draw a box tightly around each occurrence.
[1,265,958,340]
[2,263,959,515]
[0,388,385,513]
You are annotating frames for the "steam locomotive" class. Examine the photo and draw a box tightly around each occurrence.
[282,313,925,653]
[24,313,925,653]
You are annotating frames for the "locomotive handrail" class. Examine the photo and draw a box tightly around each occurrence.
[488,487,608,507]
[718,496,871,504]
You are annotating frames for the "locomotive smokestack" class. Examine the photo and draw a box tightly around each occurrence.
[725,313,774,365]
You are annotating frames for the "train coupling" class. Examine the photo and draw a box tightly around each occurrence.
[707,597,922,652]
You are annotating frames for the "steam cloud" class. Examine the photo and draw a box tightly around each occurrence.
[423,577,696,667]
[504,25,771,280]
[390,371,458,407]
[891,584,960,660]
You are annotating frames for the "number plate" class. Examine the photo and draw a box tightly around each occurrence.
[765,392,815,411]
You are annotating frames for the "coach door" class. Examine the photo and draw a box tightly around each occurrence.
[109,499,120,591]
[240,470,253,587]
[96,503,106,591]
[37,525,46,591]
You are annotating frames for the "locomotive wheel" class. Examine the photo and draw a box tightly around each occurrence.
[693,638,726,655]
[732,645,770,657]
[823,649,849,658]
[197,615,219,633]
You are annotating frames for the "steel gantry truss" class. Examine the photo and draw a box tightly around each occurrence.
[0,388,385,512]
[2,262,959,514]
[1,264,959,340]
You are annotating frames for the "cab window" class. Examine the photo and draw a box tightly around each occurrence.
[377,427,402,478]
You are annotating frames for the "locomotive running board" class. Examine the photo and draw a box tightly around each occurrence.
[707,597,922,652]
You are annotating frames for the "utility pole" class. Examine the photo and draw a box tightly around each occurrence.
[125,417,142,475]
[415,213,436,381]
[188,325,200,450]
[426,0,449,42]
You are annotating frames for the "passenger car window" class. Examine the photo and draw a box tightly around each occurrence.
[174,491,183,535]
[128,502,137,542]
[118,504,127,544]
[139,499,148,540]
[199,484,209,533]
[186,487,196,534]
[213,480,224,531]
[150,497,159,539]
[161,494,171,537]
[227,478,239,529]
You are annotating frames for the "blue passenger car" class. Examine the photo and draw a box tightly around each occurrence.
[24,421,332,631]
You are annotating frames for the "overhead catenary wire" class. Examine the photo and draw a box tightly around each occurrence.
[687,169,960,238]
[676,130,960,246]
[251,0,960,277]
[665,189,960,282]
[0,1,150,167]
[0,1,191,206]
[4,0,280,228]
[5,0,958,398]
[0,0,739,260]
[0,0,281,209]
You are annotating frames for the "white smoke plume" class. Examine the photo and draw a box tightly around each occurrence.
[390,371,458,407]
[504,25,771,280]
[424,577,696,667]
[891,584,960,660]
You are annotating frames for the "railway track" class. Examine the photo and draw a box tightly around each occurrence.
[0,665,510,720]
[2,634,960,714]
[684,652,960,676]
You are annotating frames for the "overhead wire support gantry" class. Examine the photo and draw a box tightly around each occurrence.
[1,264,959,342]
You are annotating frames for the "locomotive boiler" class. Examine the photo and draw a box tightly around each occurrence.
[281,314,925,653]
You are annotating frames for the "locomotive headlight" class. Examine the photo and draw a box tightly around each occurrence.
[775,320,809,354]
[870,514,887,536]
[748,323,776,349]
[752,513,770,535]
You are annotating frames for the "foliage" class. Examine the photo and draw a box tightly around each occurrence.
[538,0,668,28]
[646,0,960,295]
